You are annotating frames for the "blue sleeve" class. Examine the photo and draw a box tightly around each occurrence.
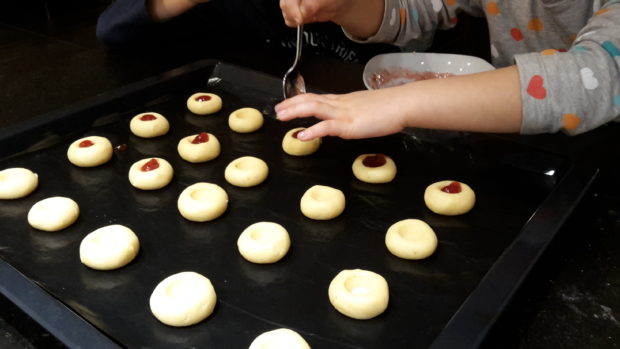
[96,0,154,48]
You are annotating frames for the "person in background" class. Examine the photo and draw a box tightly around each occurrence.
[275,0,620,139]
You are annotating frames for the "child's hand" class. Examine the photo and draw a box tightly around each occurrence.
[275,89,407,140]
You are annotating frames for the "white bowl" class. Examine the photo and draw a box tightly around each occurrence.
[363,52,495,90]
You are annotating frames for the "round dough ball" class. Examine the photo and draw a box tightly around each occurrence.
[352,153,397,184]
[424,180,475,216]
[67,136,113,167]
[237,222,291,264]
[178,182,228,222]
[385,219,438,260]
[282,128,321,156]
[328,269,389,320]
[177,132,221,163]
[27,197,79,231]
[300,185,345,220]
[249,328,310,349]
[187,93,222,115]
[79,224,140,270]
[128,158,174,190]
[229,107,264,133]
[224,156,269,187]
[0,168,38,199]
[129,112,170,138]
[149,271,217,327]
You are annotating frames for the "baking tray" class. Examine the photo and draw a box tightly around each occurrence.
[0,60,597,348]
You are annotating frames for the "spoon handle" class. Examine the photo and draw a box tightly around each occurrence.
[291,25,304,68]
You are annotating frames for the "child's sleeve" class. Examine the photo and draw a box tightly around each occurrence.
[96,0,155,49]
[515,2,620,135]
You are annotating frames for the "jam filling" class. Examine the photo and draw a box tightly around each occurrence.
[441,181,462,194]
[140,114,157,121]
[191,132,209,144]
[114,144,128,152]
[141,158,160,172]
[79,140,94,148]
[362,154,386,167]
[195,95,212,102]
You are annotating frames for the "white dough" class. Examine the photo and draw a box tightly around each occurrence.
[237,222,290,264]
[282,128,321,156]
[79,224,140,270]
[385,219,438,260]
[129,112,170,138]
[128,158,174,190]
[178,182,228,222]
[328,269,389,320]
[228,107,264,133]
[352,154,397,183]
[249,328,310,349]
[0,168,38,199]
[67,136,113,167]
[187,93,222,115]
[424,180,476,216]
[224,156,269,187]
[28,197,79,232]
[300,185,345,220]
[177,132,221,163]
[149,271,217,327]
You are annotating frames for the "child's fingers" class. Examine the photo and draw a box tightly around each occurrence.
[276,94,336,121]
[297,120,341,140]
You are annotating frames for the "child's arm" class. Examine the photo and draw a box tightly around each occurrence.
[147,0,209,22]
[275,66,522,140]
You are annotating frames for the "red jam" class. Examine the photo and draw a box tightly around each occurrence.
[195,95,212,102]
[140,114,157,121]
[441,181,462,194]
[362,154,387,167]
[79,140,94,148]
[191,132,209,144]
[141,158,159,172]
[292,130,303,139]
[114,144,128,152]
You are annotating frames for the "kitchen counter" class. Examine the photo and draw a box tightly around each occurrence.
[1,1,618,348]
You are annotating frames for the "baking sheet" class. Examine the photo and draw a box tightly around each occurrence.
[0,60,595,348]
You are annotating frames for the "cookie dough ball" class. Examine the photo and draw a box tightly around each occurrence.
[224,156,269,187]
[328,269,389,320]
[79,224,140,270]
[237,222,290,264]
[0,168,38,199]
[300,185,345,220]
[130,112,170,138]
[385,219,437,260]
[67,136,113,167]
[149,271,217,327]
[249,328,310,349]
[282,128,321,156]
[187,93,222,115]
[178,182,228,222]
[352,154,397,184]
[177,132,221,163]
[27,197,79,231]
[128,158,174,190]
[424,180,475,216]
[229,107,264,133]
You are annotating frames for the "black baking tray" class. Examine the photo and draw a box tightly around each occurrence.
[0,60,597,348]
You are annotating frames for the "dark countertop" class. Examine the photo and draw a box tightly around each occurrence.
[1,1,618,348]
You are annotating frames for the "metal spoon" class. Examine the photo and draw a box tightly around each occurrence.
[282,25,306,99]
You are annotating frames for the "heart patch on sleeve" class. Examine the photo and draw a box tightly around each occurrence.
[526,75,547,99]
[580,67,599,90]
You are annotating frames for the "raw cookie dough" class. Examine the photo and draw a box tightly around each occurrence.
[178,182,228,222]
[352,153,397,183]
[28,197,79,231]
[282,128,321,156]
[187,93,222,115]
[224,156,269,187]
[328,269,389,320]
[128,158,174,190]
[129,112,170,138]
[249,328,310,349]
[424,180,475,216]
[300,185,345,220]
[385,219,437,260]
[149,271,217,327]
[237,222,290,264]
[79,224,140,270]
[67,136,113,167]
[0,168,38,199]
[229,107,264,133]
[177,132,221,163]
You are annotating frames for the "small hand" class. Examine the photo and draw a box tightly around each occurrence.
[279,0,350,27]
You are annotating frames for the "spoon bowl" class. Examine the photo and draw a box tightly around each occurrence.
[282,25,306,99]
